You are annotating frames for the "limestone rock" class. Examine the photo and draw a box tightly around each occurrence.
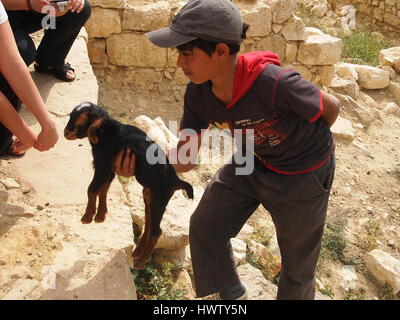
[239,2,272,37]
[388,82,400,104]
[298,34,342,65]
[337,62,359,81]
[238,264,277,299]
[85,8,121,38]
[90,0,127,9]
[247,239,281,280]
[263,0,294,24]
[340,265,359,291]
[122,2,171,32]
[382,102,400,114]
[330,77,359,99]
[106,33,166,67]
[280,15,306,41]
[40,249,136,300]
[231,238,247,265]
[354,65,390,89]
[172,269,196,300]
[0,178,20,190]
[330,116,356,141]
[364,249,400,294]
[311,3,328,17]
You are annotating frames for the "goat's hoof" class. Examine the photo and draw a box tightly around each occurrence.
[94,215,106,223]
[81,216,93,224]
[133,261,146,270]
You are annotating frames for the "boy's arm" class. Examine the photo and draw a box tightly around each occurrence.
[113,133,202,177]
[321,91,341,127]
[168,133,202,173]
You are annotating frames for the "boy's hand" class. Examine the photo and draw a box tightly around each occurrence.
[34,124,58,152]
[113,149,136,177]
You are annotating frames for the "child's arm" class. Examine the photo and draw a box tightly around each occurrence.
[0,19,58,152]
[113,133,202,177]
[321,91,341,127]
[0,92,37,151]
[168,133,202,173]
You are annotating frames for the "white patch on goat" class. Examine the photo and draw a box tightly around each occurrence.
[76,102,92,111]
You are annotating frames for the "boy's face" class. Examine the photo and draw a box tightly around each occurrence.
[176,47,219,85]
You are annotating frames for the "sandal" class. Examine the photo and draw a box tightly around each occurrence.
[0,137,26,158]
[34,62,76,82]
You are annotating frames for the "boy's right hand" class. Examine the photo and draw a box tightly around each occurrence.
[113,149,136,177]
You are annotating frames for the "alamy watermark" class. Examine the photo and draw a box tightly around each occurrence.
[144,121,256,176]
[41,1,69,29]
[340,5,357,30]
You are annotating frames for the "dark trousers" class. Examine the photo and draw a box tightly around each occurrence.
[189,153,336,299]
[0,3,91,154]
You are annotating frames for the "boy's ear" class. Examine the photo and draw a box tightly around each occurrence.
[215,43,230,59]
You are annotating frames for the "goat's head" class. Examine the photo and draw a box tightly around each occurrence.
[64,102,108,144]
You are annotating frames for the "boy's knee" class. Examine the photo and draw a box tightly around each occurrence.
[71,1,92,25]
[79,1,92,24]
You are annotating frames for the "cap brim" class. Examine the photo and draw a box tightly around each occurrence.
[146,27,196,48]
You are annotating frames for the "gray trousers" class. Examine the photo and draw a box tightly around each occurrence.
[189,152,335,299]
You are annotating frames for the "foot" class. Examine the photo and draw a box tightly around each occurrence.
[34,62,76,82]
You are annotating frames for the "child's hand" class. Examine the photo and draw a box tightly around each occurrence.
[12,132,37,155]
[34,124,59,152]
[68,0,85,13]
[29,0,50,13]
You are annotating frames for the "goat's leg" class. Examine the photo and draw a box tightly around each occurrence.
[81,190,97,224]
[132,188,152,259]
[133,191,170,269]
[81,170,107,224]
[94,173,115,223]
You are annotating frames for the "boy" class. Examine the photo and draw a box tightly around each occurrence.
[114,0,340,300]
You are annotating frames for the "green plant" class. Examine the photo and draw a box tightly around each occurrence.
[249,227,272,248]
[344,288,366,300]
[320,285,335,299]
[339,28,390,66]
[132,262,186,300]
[359,220,381,252]
[378,283,395,300]
[320,220,347,262]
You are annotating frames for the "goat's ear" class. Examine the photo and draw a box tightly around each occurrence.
[87,119,103,144]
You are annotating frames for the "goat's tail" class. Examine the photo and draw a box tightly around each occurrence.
[176,179,194,200]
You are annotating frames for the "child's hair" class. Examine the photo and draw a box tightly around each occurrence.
[176,23,249,56]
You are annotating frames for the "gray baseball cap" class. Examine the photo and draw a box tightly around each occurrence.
[146,0,243,48]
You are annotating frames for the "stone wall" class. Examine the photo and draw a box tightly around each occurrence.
[84,0,342,119]
[329,0,400,37]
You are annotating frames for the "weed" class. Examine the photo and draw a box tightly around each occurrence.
[320,285,335,299]
[320,219,347,262]
[249,227,272,248]
[358,220,381,252]
[344,288,366,300]
[378,283,395,300]
[339,28,390,66]
[132,261,186,300]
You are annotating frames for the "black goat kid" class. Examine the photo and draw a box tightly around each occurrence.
[64,102,194,269]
